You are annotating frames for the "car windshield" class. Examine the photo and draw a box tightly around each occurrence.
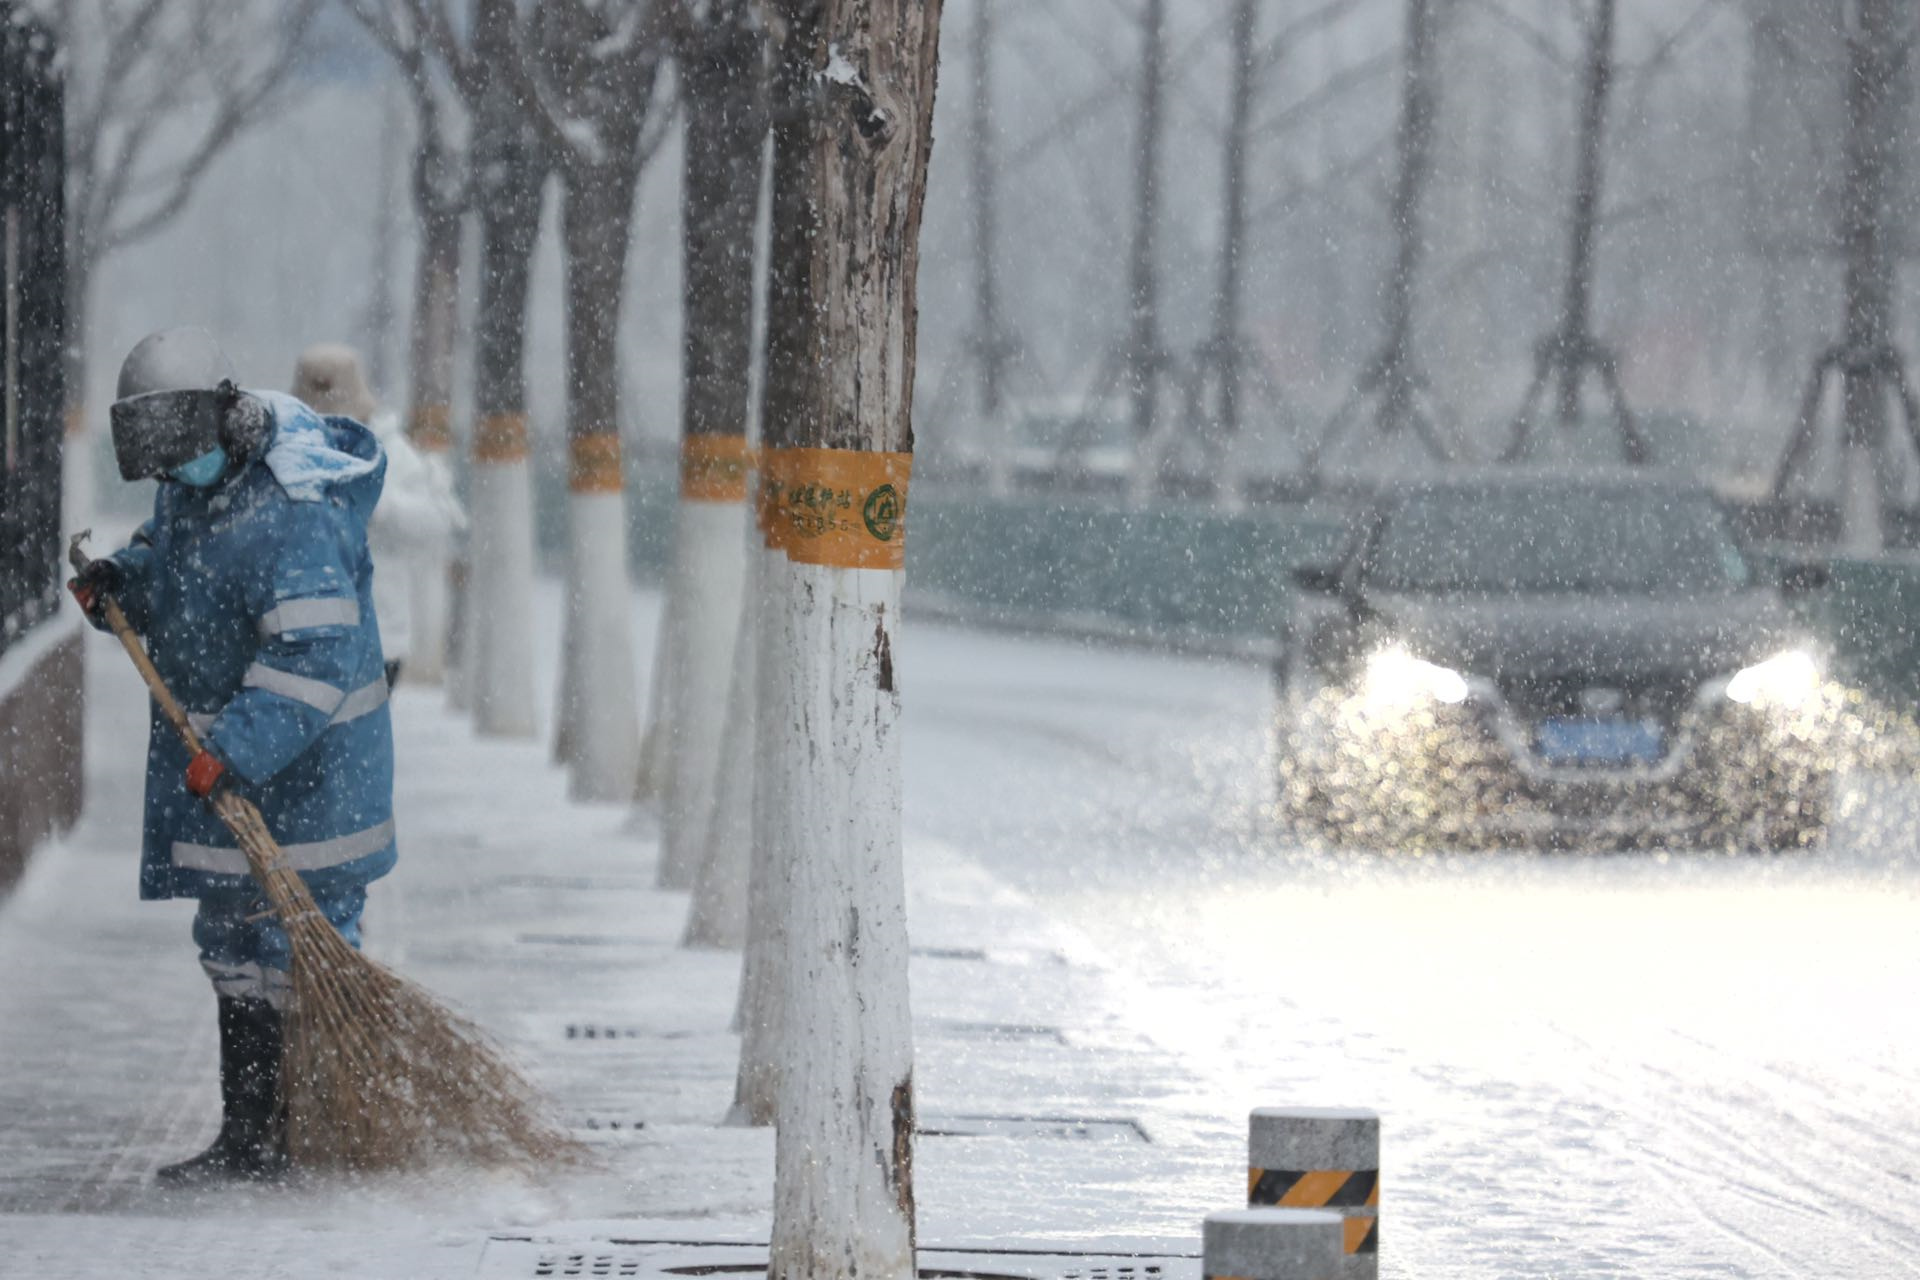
[1365,487,1753,595]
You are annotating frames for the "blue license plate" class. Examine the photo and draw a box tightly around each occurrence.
[1535,717,1664,764]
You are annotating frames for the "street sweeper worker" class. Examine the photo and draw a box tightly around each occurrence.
[289,343,462,688]
[66,327,398,1184]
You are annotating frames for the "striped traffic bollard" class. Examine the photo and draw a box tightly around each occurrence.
[1247,1107,1379,1277]
[1204,1207,1344,1280]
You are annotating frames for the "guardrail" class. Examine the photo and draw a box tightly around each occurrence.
[527,462,1920,695]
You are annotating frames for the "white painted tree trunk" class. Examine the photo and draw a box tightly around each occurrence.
[657,497,750,889]
[768,557,915,1280]
[685,525,761,949]
[560,489,642,801]
[405,442,456,685]
[751,1,939,1266]
[632,601,675,808]
[448,554,473,713]
[406,555,452,684]
[727,540,788,1122]
[468,453,539,736]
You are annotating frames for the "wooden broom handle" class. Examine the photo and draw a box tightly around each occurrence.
[68,532,208,757]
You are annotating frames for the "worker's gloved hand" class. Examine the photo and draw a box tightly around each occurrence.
[66,559,121,623]
[185,749,232,802]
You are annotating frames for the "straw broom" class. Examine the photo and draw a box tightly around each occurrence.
[71,534,583,1174]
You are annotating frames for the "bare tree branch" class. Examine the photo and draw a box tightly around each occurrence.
[1003,6,1233,173]
[415,0,489,105]
[1253,0,1365,78]
[1465,0,1573,70]
[1252,49,1393,140]
[102,1,327,252]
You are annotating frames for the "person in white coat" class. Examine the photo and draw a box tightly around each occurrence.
[290,345,463,686]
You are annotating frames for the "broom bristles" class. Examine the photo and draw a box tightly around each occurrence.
[215,794,585,1173]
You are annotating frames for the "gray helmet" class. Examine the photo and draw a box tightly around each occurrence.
[108,328,268,481]
[115,326,235,401]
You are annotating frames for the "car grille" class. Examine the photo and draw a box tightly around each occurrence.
[1495,674,1698,729]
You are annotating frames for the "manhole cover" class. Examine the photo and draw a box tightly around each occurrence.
[923,1021,1070,1046]
[480,1242,1197,1280]
[917,1115,1149,1143]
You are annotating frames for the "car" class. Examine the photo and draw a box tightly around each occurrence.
[1276,472,1836,850]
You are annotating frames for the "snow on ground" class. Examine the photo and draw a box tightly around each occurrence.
[3,580,1919,1277]
[905,625,1920,1277]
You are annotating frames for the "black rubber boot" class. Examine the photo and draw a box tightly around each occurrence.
[158,996,289,1184]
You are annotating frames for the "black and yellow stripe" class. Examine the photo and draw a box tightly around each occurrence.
[1249,1167,1379,1254]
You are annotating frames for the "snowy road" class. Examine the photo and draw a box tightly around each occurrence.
[902,624,1920,1277]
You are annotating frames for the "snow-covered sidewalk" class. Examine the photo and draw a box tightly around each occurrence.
[0,591,1230,1278]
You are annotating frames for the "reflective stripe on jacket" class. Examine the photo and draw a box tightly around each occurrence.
[105,392,398,901]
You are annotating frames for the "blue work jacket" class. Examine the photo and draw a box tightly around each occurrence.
[102,392,399,901]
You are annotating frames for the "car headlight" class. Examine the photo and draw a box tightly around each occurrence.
[1361,644,1470,707]
[1725,648,1820,707]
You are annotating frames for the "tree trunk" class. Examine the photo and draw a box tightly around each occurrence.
[684,528,759,949]
[467,76,547,739]
[1126,0,1167,448]
[729,9,817,1126]
[1555,0,1614,429]
[763,0,943,1276]
[362,81,406,398]
[1207,0,1257,447]
[403,132,464,685]
[1838,0,1901,552]
[554,158,644,801]
[726,536,786,1120]
[658,1,767,893]
[968,0,1005,423]
[1377,0,1440,436]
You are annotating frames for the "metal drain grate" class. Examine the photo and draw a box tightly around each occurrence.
[916,1115,1149,1143]
[496,874,655,892]
[923,1020,1070,1046]
[533,1250,645,1277]
[574,1115,647,1133]
[564,1024,697,1041]
[519,934,654,947]
[481,1241,1199,1280]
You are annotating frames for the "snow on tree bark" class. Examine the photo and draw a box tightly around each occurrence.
[761,0,944,1275]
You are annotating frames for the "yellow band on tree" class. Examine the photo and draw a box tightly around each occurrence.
[473,412,530,464]
[759,446,911,570]
[568,434,623,494]
[681,434,754,502]
[410,403,454,452]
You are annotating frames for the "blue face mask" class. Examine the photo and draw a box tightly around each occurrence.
[167,447,229,487]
